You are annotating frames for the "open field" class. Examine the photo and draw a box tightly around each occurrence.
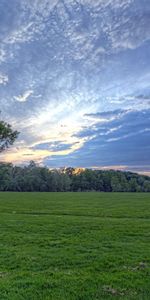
[0,192,150,300]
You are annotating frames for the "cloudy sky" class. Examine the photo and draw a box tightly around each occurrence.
[0,0,150,173]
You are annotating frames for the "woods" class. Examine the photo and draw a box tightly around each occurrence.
[0,161,150,192]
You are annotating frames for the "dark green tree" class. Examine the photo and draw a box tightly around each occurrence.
[0,120,19,152]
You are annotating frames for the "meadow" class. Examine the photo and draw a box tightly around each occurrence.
[0,192,150,300]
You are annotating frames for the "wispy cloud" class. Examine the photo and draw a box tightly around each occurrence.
[0,0,150,171]
[0,49,6,64]
[4,23,35,44]
[0,73,8,85]
[84,110,130,124]
[14,90,33,102]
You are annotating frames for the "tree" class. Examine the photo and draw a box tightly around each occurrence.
[143,180,150,192]
[111,175,122,192]
[0,119,19,152]
[129,178,139,192]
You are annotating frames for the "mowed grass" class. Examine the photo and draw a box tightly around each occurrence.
[0,193,150,300]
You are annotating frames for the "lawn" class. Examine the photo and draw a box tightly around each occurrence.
[0,192,150,300]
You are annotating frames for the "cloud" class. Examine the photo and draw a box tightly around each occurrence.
[92,165,150,176]
[4,23,35,44]
[0,49,6,64]
[92,165,128,171]
[14,90,33,102]
[0,0,150,172]
[21,0,59,17]
[0,73,9,85]
[1,134,91,165]
[84,109,129,123]
[80,0,133,9]
[107,128,150,143]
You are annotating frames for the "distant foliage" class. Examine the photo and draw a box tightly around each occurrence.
[0,161,150,192]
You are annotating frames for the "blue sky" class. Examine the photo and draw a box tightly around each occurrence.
[0,0,150,174]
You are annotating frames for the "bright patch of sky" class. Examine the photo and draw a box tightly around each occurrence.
[0,0,150,173]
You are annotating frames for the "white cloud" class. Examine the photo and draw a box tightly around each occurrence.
[22,0,59,17]
[107,128,150,143]
[0,49,6,64]
[84,110,130,124]
[4,22,35,44]
[14,90,33,102]
[2,1,59,47]
[0,73,9,85]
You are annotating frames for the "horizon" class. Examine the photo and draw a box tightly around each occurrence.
[0,0,150,174]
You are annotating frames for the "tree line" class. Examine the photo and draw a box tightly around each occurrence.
[0,161,150,192]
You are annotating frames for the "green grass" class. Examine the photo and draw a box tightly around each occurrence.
[0,192,150,300]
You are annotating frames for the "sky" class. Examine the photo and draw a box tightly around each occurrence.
[0,0,150,174]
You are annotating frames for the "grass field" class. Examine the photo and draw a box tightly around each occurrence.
[0,192,150,300]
